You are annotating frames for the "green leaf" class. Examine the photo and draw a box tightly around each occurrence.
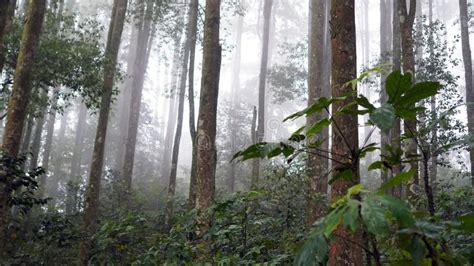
[306,118,331,137]
[324,205,347,236]
[356,95,375,111]
[398,81,440,107]
[456,213,474,233]
[368,161,384,171]
[408,237,425,266]
[294,223,328,265]
[378,195,415,228]
[386,70,412,103]
[370,103,396,132]
[342,200,360,232]
[329,168,353,185]
[378,169,416,192]
[361,197,389,235]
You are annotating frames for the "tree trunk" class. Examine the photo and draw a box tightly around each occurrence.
[0,0,17,74]
[66,103,87,215]
[0,0,46,256]
[121,0,154,202]
[228,0,244,193]
[399,0,419,194]
[78,0,128,264]
[187,0,199,209]
[459,0,474,187]
[252,0,273,188]
[42,89,59,207]
[328,0,363,265]
[114,23,139,170]
[251,106,257,188]
[19,114,34,169]
[391,0,402,197]
[305,0,330,228]
[162,12,185,184]
[380,0,392,184]
[195,0,221,238]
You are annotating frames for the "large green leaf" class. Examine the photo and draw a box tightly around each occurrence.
[456,213,474,233]
[294,224,328,265]
[398,81,440,107]
[378,169,416,192]
[342,200,360,232]
[306,118,331,138]
[385,70,412,103]
[361,197,389,235]
[377,195,415,228]
[370,103,396,132]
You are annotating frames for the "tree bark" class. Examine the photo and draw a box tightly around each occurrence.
[195,0,221,238]
[121,0,154,202]
[42,89,59,207]
[391,0,403,197]
[380,0,392,184]
[252,0,273,188]
[19,114,34,169]
[0,0,46,256]
[305,0,330,228]
[228,0,244,193]
[187,0,199,209]
[66,103,87,215]
[399,0,419,193]
[0,0,17,74]
[459,0,474,187]
[328,0,363,265]
[78,0,128,264]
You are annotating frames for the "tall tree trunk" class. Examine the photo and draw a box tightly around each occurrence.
[42,89,59,207]
[380,0,392,184]
[0,0,17,74]
[195,0,221,239]
[392,0,403,197]
[328,0,363,265]
[228,0,244,193]
[66,103,87,215]
[252,0,273,188]
[305,0,329,228]
[399,0,418,194]
[121,0,154,202]
[187,0,199,209]
[19,114,34,169]
[78,0,128,264]
[114,24,139,170]
[458,0,473,187]
[49,109,68,206]
[0,0,46,256]
[165,0,197,226]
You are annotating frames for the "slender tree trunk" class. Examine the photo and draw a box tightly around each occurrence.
[380,0,392,183]
[392,0,402,197]
[42,89,59,207]
[0,0,46,257]
[251,106,257,187]
[66,103,87,215]
[195,0,221,239]
[399,0,418,194]
[187,0,199,210]
[19,114,34,169]
[114,24,139,170]
[78,0,128,264]
[252,0,273,188]
[459,0,474,187]
[228,0,244,193]
[0,0,17,74]
[121,0,154,201]
[305,0,329,228]
[328,1,363,265]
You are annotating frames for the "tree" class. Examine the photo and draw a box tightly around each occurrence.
[78,0,128,263]
[328,0,363,265]
[399,0,418,190]
[187,0,199,209]
[121,0,154,202]
[166,0,195,226]
[195,0,221,236]
[0,0,47,255]
[459,0,474,187]
[0,0,16,73]
[305,0,329,227]
[252,0,273,188]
